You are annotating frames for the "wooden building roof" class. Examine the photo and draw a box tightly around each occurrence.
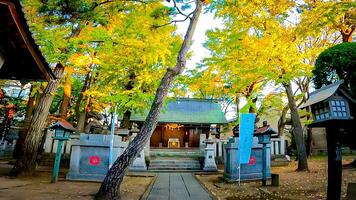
[0,0,54,81]
[130,98,228,124]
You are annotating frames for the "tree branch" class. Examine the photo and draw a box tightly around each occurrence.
[152,11,194,29]
[172,0,190,18]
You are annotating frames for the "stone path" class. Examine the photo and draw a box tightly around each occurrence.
[147,173,212,200]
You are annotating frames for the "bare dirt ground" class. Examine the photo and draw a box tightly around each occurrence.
[0,162,153,200]
[196,156,356,200]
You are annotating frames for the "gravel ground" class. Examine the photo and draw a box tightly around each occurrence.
[196,156,356,200]
[0,162,153,200]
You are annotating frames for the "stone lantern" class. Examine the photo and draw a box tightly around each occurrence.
[47,120,76,183]
[254,121,273,186]
[300,81,356,200]
[203,125,218,171]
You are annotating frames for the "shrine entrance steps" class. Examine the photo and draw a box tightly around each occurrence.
[148,148,203,171]
[150,148,202,158]
[148,157,201,171]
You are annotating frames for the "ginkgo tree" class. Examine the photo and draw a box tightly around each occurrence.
[81,3,182,128]
[95,0,207,199]
[16,0,208,198]
[13,0,182,176]
[201,0,352,171]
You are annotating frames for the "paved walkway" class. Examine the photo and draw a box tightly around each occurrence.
[147,173,212,200]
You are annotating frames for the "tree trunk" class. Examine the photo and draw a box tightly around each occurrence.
[341,28,354,43]
[13,85,36,159]
[121,110,131,129]
[59,72,72,118]
[277,105,289,136]
[305,107,312,157]
[10,64,64,176]
[283,81,308,171]
[95,2,203,199]
[77,112,87,132]
[25,88,36,120]
[119,72,136,129]
[75,71,92,131]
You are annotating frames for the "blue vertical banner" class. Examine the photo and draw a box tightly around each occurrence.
[238,113,256,164]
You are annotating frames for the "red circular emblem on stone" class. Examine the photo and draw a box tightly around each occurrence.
[248,156,256,165]
[89,156,101,166]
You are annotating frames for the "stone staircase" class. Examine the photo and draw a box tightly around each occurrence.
[148,148,203,171]
[148,157,202,171]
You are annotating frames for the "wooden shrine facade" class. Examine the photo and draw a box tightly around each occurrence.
[150,124,210,148]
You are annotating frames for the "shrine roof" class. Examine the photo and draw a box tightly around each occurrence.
[48,118,76,132]
[254,125,277,135]
[130,98,228,124]
[0,0,55,81]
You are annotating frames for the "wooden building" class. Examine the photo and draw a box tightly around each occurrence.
[130,98,228,149]
[0,0,54,81]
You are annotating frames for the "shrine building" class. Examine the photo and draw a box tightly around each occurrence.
[130,98,228,149]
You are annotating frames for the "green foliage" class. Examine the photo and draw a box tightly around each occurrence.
[313,42,356,94]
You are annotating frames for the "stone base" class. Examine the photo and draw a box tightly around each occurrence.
[203,147,217,172]
[223,172,271,182]
[129,166,147,171]
[203,165,217,172]
[129,150,147,171]
[66,172,105,182]
[271,155,290,167]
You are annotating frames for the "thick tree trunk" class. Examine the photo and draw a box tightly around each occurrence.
[75,71,92,131]
[59,72,72,118]
[10,64,64,176]
[25,85,36,119]
[283,81,308,171]
[13,85,36,159]
[95,2,203,199]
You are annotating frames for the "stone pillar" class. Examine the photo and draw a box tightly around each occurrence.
[11,139,16,150]
[274,140,279,154]
[199,131,206,153]
[144,138,150,157]
[43,130,54,153]
[129,132,147,171]
[271,140,275,155]
[203,136,217,171]
[280,137,286,155]
[68,145,81,175]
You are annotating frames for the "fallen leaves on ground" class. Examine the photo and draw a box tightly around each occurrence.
[197,156,356,200]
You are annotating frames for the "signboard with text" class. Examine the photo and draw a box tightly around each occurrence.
[238,113,255,164]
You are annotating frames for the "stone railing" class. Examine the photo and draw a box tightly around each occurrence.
[215,137,287,158]
[214,139,228,158]
[0,139,16,157]
[0,126,20,157]
[43,130,80,155]
[270,137,286,155]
